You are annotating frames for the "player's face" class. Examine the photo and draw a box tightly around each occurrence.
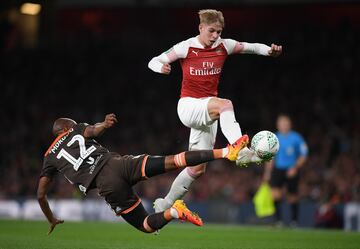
[277,116,291,134]
[198,21,223,48]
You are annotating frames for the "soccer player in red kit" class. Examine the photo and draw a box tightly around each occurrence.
[148,9,282,212]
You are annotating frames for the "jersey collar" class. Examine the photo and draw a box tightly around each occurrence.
[195,35,221,49]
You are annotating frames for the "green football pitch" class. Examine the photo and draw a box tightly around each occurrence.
[0,220,359,249]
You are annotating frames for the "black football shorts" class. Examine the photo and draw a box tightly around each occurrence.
[95,153,149,215]
[270,167,299,194]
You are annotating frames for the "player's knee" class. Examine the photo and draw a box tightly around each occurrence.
[187,164,206,178]
[208,97,233,119]
[222,99,233,107]
[219,99,234,113]
[222,98,233,106]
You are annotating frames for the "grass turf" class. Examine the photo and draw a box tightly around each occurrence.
[0,220,359,249]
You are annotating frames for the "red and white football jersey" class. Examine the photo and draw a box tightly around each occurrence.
[168,37,238,98]
[149,36,270,98]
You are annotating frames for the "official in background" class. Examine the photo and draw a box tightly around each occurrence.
[264,114,308,226]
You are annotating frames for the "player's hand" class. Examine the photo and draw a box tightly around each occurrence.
[104,113,118,128]
[48,218,64,235]
[268,44,282,57]
[286,167,297,178]
[161,63,171,74]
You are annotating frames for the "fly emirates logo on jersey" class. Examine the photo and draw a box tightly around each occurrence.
[189,61,222,76]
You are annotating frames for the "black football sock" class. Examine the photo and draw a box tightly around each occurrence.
[174,150,215,167]
[144,156,166,177]
[274,200,281,222]
[145,151,217,178]
[146,212,170,230]
[291,202,299,223]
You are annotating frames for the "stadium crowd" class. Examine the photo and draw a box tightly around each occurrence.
[0,6,359,227]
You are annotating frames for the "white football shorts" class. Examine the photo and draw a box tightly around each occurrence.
[177,97,218,150]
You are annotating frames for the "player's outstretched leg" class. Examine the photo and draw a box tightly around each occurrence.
[208,97,262,166]
[154,168,195,212]
[217,99,243,144]
[152,135,249,212]
[122,200,202,234]
[144,134,248,177]
[207,97,244,144]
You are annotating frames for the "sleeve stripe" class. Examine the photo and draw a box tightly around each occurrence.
[141,155,149,179]
[44,130,70,156]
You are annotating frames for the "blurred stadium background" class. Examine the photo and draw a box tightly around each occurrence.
[0,0,359,232]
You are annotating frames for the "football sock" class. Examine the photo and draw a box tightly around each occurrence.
[173,150,226,168]
[145,156,166,177]
[291,202,299,222]
[169,208,179,218]
[163,169,195,206]
[162,148,229,208]
[216,147,229,158]
[274,200,281,221]
[219,103,242,144]
[146,212,170,231]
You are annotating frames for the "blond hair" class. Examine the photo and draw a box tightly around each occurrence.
[198,9,225,27]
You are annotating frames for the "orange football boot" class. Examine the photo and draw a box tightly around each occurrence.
[172,200,203,226]
[225,134,249,161]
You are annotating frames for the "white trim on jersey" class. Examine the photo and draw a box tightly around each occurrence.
[240,42,271,56]
[148,52,170,73]
[148,36,270,73]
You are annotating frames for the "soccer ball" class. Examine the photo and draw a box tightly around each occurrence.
[251,130,279,161]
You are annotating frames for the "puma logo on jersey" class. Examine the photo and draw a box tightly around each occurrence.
[192,50,199,56]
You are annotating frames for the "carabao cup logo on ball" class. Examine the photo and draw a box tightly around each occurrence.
[251,131,279,160]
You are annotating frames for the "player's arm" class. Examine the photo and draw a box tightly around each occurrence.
[287,155,307,178]
[287,138,308,177]
[292,155,307,171]
[148,41,187,74]
[293,156,307,170]
[225,39,282,57]
[148,50,174,74]
[37,176,64,235]
[83,113,117,138]
[293,138,308,171]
